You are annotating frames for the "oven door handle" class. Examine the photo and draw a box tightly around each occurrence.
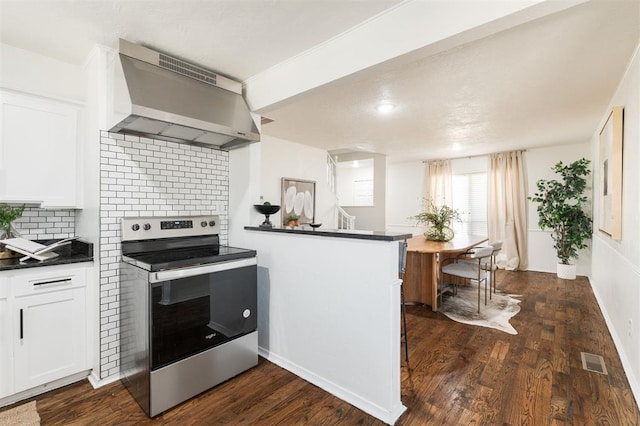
[150,257,257,283]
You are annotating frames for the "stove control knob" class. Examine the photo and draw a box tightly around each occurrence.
[209,220,216,227]
[131,224,140,231]
[143,223,151,231]
[243,309,251,319]
[201,221,207,227]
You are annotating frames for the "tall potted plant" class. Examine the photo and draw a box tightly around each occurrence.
[529,158,592,279]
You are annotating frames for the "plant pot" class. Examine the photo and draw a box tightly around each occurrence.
[425,226,454,242]
[557,263,577,280]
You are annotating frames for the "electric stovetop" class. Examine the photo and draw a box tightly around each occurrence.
[123,245,257,272]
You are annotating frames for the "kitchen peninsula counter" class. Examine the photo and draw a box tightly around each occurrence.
[244,225,411,242]
[241,225,408,423]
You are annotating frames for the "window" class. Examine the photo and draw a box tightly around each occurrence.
[452,172,487,236]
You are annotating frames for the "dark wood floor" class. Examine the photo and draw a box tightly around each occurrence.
[4,271,639,425]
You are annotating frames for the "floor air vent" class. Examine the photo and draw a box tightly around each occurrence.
[581,352,608,375]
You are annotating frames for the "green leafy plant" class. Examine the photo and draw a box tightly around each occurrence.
[0,203,25,236]
[285,212,300,222]
[528,158,592,265]
[413,199,460,241]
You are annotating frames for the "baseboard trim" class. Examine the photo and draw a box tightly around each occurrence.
[87,370,122,389]
[258,346,406,425]
[0,370,90,408]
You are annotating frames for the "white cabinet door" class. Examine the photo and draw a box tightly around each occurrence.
[0,90,80,208]
[0,277,12,399]
[12,286,86,392]
[8,265,88,394]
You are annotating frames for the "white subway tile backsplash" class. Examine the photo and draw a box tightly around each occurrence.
[97,131,229,379]
[12,207,76,240]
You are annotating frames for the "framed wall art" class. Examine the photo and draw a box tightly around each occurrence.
[598,106,623,240]
[281,178,316,227]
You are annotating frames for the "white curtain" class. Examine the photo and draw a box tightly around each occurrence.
[424,159,452,206]
[488,151,528,270]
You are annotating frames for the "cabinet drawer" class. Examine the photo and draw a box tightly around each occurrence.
[10,265,87,297]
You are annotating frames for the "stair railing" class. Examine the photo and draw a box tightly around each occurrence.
[336,206,356,230]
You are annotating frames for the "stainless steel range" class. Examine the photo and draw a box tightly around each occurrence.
[119,215,257,417]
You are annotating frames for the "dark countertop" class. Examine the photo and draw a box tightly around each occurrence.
[0,239,93,271]
[244,226,412,242]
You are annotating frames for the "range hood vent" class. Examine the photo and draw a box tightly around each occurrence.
[109,39,260,150]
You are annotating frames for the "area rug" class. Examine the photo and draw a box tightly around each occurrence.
[439,286,522,335]
[0,401,40,426]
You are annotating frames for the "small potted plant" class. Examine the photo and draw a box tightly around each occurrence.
[529,158,592,280]
[413,199,460,242]
[0,203,25,257]
[285,212,300,228]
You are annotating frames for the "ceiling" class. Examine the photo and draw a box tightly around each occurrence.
[1,0,639,162]
[261,1,640,162]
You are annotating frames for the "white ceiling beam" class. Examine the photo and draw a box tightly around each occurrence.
[244,0,587,113]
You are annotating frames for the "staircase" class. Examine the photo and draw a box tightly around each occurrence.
[336,206,356,230]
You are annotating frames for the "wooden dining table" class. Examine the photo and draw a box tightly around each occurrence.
[402,234,488,311]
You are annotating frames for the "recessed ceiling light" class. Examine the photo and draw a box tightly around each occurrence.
[452,143,462,151]
[376,103,396,114]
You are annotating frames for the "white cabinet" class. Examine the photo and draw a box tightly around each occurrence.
[0,264,89,398]
[0,89,81,208]
[0,276,12,399]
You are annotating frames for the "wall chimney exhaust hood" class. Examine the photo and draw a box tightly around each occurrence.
[109,39,260,149]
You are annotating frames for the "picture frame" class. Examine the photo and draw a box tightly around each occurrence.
[598,106,623,240]
[281,178,316,227]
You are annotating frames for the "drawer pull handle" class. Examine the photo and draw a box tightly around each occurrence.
[33,278,72,286]
[20,308,23,339]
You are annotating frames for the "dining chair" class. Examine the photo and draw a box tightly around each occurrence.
[465,240,504,299]
[484,241,503,295]
[440,245,494,313]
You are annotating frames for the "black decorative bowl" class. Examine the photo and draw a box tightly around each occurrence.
[254,204,281,227]
[309,223,322,229]
[254,204,281,215]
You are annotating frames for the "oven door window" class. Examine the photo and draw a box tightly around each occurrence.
[150,265,257,370]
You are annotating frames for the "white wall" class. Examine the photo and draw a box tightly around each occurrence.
[247,134,337,229]
[386,160,424,235]
[450,156,487,175]
[229,133,338,248]
[590,44,640,405]
[338,152,386,231]
[525,142,592,275]
[336,160,374,206]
